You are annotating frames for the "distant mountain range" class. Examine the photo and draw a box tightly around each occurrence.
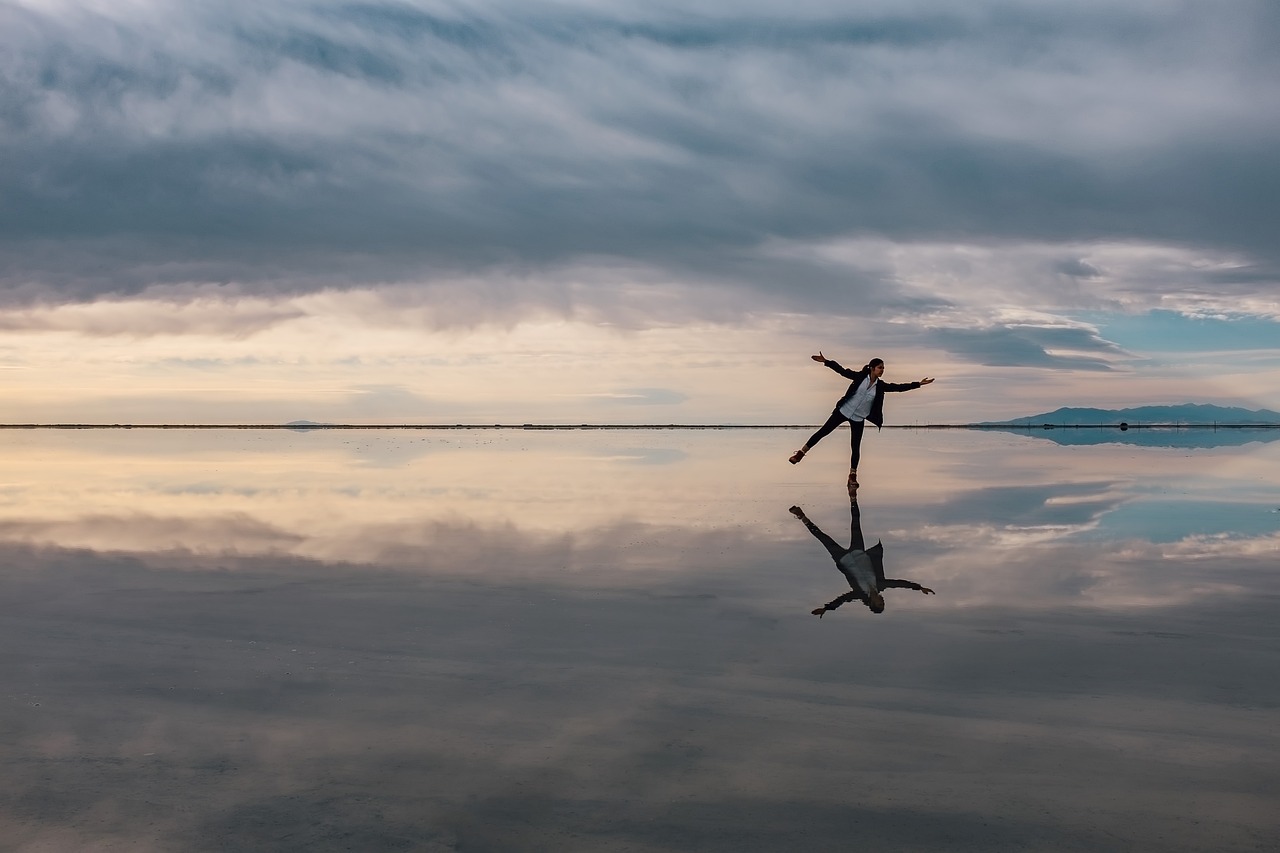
[982,404,1280,426]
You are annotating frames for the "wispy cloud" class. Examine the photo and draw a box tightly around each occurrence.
[2,0,1277,332]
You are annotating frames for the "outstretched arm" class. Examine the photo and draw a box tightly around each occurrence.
[882,579,935,594]
[811,352,860,380]
[881,377,934,392]
[812,590,860,617]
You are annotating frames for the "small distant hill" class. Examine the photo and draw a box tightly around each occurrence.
[982,404,1280,426]
[284,420,331,431]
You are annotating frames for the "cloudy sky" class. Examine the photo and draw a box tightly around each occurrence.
[2,0,1278,424]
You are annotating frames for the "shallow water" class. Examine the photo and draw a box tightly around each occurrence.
[2,428,1277,851]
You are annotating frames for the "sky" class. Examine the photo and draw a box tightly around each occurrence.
[2,0,1279,424]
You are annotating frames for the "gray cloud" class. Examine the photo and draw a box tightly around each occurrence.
[2,1,1278,326]
[1053,258,1101,279]
[930,323,1128,370]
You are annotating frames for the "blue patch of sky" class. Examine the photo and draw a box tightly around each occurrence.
[1083,310,1280,353]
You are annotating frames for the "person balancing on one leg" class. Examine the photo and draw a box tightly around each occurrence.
[789,352,934,490]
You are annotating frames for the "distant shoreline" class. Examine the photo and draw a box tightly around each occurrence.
[0,423,1276,431]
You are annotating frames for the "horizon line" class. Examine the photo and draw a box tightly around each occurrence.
[1,423,1277,431]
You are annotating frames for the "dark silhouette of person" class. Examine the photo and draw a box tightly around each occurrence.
[789,352,934,491]
[789,498,934,615]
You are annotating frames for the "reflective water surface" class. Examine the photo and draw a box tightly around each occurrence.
[2,428,1277,851]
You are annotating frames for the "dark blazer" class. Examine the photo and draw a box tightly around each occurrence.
[821,541,931,613]
[823,359,921,427]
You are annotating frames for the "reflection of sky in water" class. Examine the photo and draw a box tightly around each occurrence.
[1081,500,1280,543]
[1,429,1277,851]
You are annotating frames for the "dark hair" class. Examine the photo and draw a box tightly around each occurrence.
[867,358,884,370]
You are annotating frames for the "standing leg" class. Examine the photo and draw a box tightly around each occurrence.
[847,492,866,552]
[847,419,866,490]
[791,410,848,463]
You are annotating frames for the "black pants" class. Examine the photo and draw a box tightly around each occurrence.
[803,412,866,470]
[797,493,866,561]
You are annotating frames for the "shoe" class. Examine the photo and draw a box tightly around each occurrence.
[789,449,806,464]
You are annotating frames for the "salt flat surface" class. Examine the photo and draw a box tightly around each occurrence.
[2,428,1277,851]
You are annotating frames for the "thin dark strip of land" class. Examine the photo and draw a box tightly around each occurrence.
[0,423,1276,430]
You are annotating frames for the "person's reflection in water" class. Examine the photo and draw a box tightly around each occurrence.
[790,498,934,616]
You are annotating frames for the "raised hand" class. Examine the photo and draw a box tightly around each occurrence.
[919,377,935,385]
[811,352,827,363]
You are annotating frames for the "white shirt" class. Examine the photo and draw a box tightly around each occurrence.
[837,549,879,595]
[838,375,877,422]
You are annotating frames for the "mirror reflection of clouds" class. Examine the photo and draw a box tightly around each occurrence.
[0,429,1274,608]
[917,481,1127,529]
[3,429,1278,850]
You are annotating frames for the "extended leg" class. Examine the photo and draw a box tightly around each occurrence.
[791,507,847,561]
[791,411,848,463]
